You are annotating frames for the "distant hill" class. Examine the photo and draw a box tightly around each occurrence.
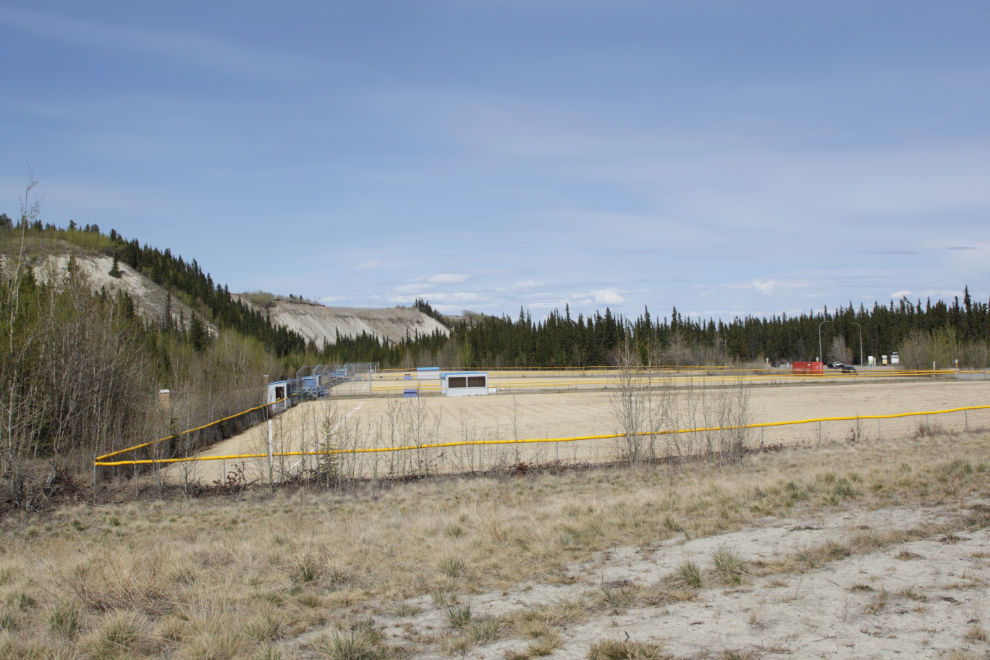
[2,221,448,354]
[234,296,449,347]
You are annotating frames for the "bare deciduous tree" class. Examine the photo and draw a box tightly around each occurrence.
[610,330,675,465]
[830,336,852,365]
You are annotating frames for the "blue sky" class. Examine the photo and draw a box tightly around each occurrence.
[2,1,988,322]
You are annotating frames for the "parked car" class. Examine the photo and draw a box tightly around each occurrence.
[840,365,857,373]
[827,361,844,369]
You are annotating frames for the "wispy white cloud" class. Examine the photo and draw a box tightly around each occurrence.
[0,6,310,80]
[890,290,913,298]
[427,273,470,284]
[752,279,776,296]
[354,260,380,270]
[591,289,625,305]
[385,291,481,306]
[394,283,432,294]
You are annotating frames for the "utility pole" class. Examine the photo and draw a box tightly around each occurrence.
[852,322,863,366]
[818,319,827,364]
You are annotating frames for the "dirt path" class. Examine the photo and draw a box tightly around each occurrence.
[356,499,990,659]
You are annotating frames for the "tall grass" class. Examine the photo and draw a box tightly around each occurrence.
[0,425,987,658]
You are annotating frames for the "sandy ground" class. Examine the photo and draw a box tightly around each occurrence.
[358,498,990,659]
[174,379,990,485]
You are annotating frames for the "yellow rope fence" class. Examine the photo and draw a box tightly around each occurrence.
[95,398,292,462]
[94,404,990,467]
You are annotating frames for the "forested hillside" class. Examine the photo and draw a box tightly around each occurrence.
[0,213,310,357]
[0,200,314,500]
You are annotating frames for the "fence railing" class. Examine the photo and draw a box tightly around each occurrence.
[95,396,298,470]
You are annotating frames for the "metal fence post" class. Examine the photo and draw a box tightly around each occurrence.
[965,409,969,432]
[268,419,274,488]
[877,417,882,442]
[818,421,822,447]
[761,426,765,450]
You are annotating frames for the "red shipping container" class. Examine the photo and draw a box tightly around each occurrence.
[792,361,824,375]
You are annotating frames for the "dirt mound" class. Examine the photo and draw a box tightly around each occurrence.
[260,300,449,346]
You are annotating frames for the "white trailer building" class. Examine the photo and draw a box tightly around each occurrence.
[441,371,490,397]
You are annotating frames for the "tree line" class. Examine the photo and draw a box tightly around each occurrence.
[324,293,990,370]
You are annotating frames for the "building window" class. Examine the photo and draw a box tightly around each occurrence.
[449,377,467,388]
[467,376,486,388]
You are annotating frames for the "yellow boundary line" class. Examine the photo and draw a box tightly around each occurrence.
[380,366,981,377]
[95,398,290,461]
[94,404,990,467]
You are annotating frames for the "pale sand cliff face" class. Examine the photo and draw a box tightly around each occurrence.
[33,253,213,334]
[262,301,449,346]
[29,253,446,346]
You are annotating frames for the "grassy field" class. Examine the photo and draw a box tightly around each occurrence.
[3,424,990,658]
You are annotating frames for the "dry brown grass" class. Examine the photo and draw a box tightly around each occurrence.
[0,431,988,658]
[587,638,671,660]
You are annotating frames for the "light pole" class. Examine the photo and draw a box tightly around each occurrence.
[851,322,863,366]
[818,320,827,363]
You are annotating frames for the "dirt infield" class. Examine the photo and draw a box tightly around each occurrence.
[165,379,990,485]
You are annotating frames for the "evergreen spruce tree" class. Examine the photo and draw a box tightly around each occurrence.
[189,315,207,351]
[108,256,122,278]
[163,293,172,331]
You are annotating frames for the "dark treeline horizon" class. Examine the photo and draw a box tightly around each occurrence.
[322,292,990,369]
